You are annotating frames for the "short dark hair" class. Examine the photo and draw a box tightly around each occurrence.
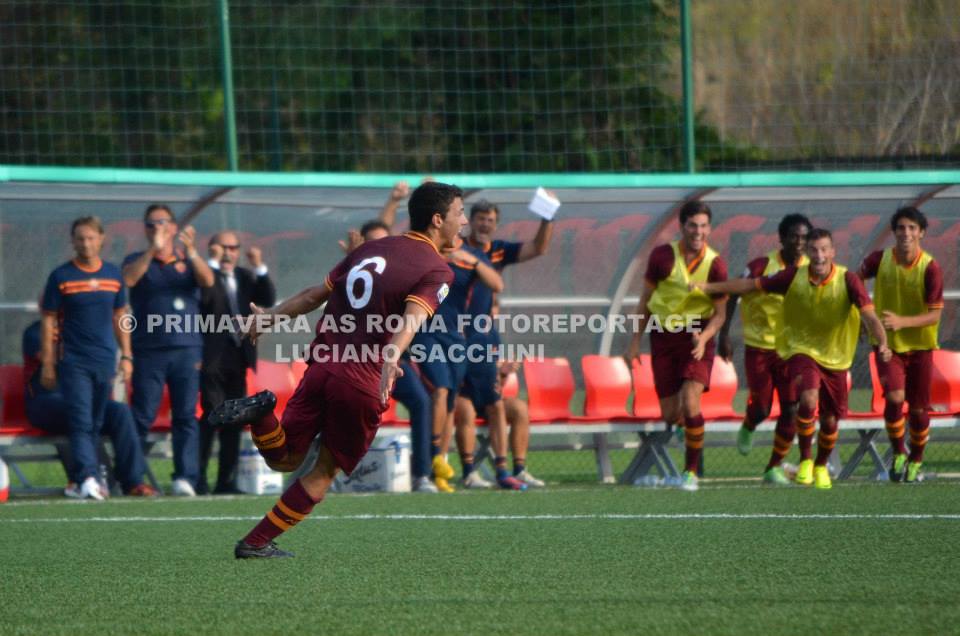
[71,216,104,236]
[778,213,813,240]
[408,182,463,232]
[470,199,499,220]
[807,228,833,243]
[678,201,711,225]
[360,220,390,239]
[144,203,176,223]
[890,206,928,232]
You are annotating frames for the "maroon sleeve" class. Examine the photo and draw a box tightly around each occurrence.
[844,271,873,309]
[759,267,797,295]
[744,256,770,279]
[324,257,350,290]
[925,259,944,308]
[707,256,728,283]
[858,250,883,280]
[406,264,455,316]
[643,244,674,286]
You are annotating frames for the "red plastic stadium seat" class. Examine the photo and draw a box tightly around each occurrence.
[701,357,740,420]
[523,357,574,421]
[380,399,406,426]
[290,359,308,384]
[868,353,885,416]
[0,364,29,429]
[501,371,519,399]
[630,355,660,419]
[865,351,960,416]
[582,355,631,419]
[247,361,296,416]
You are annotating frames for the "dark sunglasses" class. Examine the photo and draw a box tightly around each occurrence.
[219,244,241,251]
[144,219,171,228]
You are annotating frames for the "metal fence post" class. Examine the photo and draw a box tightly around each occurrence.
[217,0,239,171]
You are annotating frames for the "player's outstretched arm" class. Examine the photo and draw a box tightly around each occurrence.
[692,278,757,296]
[244,284,331,344]
[379,301,431,405]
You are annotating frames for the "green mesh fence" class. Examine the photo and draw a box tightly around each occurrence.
[2,1,958,173]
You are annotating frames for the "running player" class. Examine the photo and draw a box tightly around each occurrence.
[696,228,892,489]
[210,181,462,558]
[859,207,942,483]
[717,214,812,458]
[626,201,728,491]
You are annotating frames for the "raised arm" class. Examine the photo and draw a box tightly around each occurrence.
[378,181,410,231]
[122,249,157,288]
[178,226,214,288]
[517,219,554,262]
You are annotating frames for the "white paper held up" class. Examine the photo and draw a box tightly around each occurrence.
[528,187,561,221]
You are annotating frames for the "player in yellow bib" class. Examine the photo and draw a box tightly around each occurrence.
[627,201,728,492]
[858,207,943,483]
[696,229,891,489]
[718,214,812,459]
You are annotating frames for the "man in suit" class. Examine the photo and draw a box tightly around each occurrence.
[198,231,276,494]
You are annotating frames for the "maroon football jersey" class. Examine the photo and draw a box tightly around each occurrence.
[310,231,453,396]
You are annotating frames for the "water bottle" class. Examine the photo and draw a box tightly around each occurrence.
[633,474,662,488]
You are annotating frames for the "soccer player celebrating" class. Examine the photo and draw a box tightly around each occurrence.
[457,198,554,489]
[412,237,504,492]
[696,228,892,489]
[718,214,812,460]
[859,207,942,483]
[209,181,462,558]
[626,201,728,492]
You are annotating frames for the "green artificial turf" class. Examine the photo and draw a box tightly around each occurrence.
[2,482,958,635]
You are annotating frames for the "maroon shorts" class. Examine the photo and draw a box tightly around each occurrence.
[650,330,715,399]
[786,354,848,419]
[875,348,933,409]
[280,363,385,475]
[744,346,790,411]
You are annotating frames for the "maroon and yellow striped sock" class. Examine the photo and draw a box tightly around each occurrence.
[884,401,907,455]
[243,479,320,547]
[766,413,797,470]
[908,412,930,463]
[796,411,815,461]
[683,414,705,473]
[251,413,287,463]
[815,420,838,466]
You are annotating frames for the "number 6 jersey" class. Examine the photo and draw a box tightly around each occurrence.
[311,231,454,396]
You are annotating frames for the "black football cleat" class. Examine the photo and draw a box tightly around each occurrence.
[208,390,277,428]
[234,540,294,559]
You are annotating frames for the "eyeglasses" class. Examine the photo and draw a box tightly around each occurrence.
[144,219,171,228]
[219,244,241,251]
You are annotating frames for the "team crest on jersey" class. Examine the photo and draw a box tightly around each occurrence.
[437,283,450,304]
[88,279,99,290]
[175,262,187,273]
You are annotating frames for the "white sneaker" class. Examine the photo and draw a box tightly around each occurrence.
[412,476,438,493]
[462,470,493,489]
[79,476,106,501]
[514,469,545,488]
[170,478,197,497]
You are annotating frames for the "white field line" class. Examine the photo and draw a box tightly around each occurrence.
[2,513,960,523]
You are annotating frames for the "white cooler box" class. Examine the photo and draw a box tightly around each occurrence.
[237,434,284,495]
[333,434,410,493]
